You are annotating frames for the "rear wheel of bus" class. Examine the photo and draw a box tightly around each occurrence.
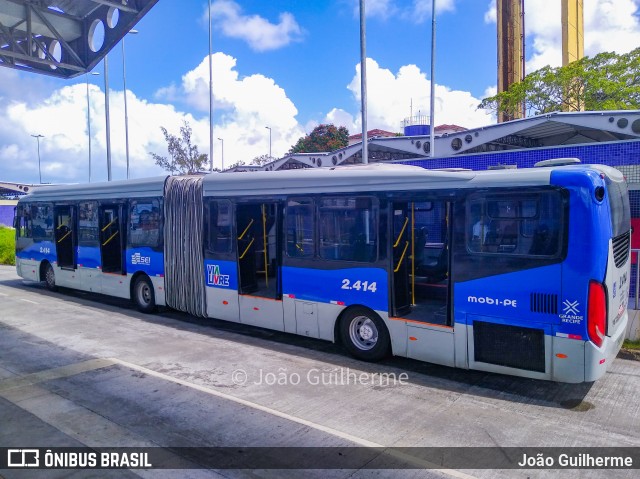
[132,275,156,313]
[340,307,390,361]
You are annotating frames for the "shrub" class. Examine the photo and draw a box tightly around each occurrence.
[0,226,16,265]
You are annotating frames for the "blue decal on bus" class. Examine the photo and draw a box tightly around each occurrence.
[126,248,164,276]
[204,259,238,290]
[16,240,56,262]
[282,266,388,311]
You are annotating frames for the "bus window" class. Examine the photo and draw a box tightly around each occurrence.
[30,204,53,240]
[207,200,233,254]
[319,196,377,262]
[129,199,161,248]
[15,205,32,238]
[286,198,314,258]
[467,191,562,257]
[78,202,99,245]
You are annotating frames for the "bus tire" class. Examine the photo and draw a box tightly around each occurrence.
[132,276,156,313]
[339,307,390,361]
[43,263,57,291]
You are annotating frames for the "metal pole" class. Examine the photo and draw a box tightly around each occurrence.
[429,0,436,158]
[122,30,138,180]
[104,54,112,181]
[218,138,224,170]
[31,134,44,184]
[86,75,92,182]
[208,0,214,172]
[359,0,368,164]
[265,126,272,159]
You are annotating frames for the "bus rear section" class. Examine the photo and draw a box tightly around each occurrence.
[454,166,630,383]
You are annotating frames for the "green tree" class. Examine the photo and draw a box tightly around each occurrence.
[288,124,349,154]
[150,120,208,175]
[479,48,640,117]
[251,154,276,166]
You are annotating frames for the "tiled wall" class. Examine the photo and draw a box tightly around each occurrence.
[403,139,640,217]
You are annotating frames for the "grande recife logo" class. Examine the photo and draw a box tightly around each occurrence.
[206,264,230,287]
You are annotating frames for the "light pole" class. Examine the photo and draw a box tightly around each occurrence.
[86,71,99,183]
[208,0,214,172]
[359,0,368,164]
[217,138,224,170]
[104,54,112,181]
[122,29,138,180]
[429,0,436,158]
[265,126,272,159]
[31,134,44,184]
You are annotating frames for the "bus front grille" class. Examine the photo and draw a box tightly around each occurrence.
[612,231,630,268]
[473,321,546,373]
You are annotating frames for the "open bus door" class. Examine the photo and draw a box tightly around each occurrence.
[54,205,76,269]
[99,204,124,274]
[390,200,451,326]
[235,202,284,330]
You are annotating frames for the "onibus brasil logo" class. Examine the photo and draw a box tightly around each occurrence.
[206,264,230,287]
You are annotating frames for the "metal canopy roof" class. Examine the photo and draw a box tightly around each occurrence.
[0,0,158,78]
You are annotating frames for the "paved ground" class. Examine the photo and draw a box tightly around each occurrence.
[0,264,639,478]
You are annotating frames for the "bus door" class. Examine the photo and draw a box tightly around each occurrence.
[391,203,411,316]
[391,200,451,325]
[236,202,284,330]
[99,204,124,274]
[54,205,76,270]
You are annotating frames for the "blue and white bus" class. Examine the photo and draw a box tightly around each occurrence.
[15,161,630,383]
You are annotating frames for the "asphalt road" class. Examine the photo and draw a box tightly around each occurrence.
[0,265,639,479]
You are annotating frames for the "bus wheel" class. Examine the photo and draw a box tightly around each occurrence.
[132,276,156,313]
[43,263,57,291]
[340,307,390,361]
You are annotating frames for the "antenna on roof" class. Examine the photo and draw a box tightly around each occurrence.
[534,158,581,168]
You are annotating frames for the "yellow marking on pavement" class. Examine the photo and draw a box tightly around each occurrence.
[0,358,116,393]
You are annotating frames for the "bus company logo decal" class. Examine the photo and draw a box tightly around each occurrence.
[467,295,517,307]
[131,253,151,265]
[207,264,229,287]
[560,299,583,324]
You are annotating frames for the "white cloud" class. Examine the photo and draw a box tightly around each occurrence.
[208,0,304,51]
[342,58,494,133]
[157,52,305,164]
[484,0,496,24]
[484,0,640,72]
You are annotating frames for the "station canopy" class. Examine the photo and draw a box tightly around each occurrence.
[0,0,158,79]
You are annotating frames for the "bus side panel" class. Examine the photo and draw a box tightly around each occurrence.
[204,259,239,322]
[16,240,56,282]
[281,265,390,343]
[77,245,101,292]
[455,264,562,380]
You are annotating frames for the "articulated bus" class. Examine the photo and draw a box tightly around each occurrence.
[15,162,630,383]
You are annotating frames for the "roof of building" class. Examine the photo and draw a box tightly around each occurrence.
[258,110,640,172]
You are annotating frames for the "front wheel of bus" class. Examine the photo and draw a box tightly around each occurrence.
[43,263,56,291]
[340,307,390,361]
[133,276,156,313]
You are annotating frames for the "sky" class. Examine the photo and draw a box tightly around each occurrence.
[0,0,639,184]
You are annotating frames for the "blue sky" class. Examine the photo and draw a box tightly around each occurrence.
[0,0,639,184]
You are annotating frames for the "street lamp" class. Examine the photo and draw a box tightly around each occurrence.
[122,29,138,179]
[31,134,44,184]
[217,138,224,170]
[208,0,214,172]
[104,54,112,181]
[86,71,100,183]
[265,126,272,159]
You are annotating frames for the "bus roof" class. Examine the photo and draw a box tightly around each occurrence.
[19,176,167,202]
[17,163,619,202]
[201,163,556,197]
